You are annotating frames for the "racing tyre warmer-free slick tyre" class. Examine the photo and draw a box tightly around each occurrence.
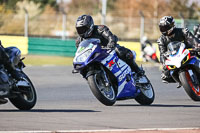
[179,69,200,101]
[9,72,37,110]
[87,72,116,106]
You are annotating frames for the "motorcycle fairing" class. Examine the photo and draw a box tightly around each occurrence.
[5,47,21,69]
[101,50,138,99]
[187,57,200,74]
[73,38,139,99]
[165,48,189,68]
[73,43,108,70]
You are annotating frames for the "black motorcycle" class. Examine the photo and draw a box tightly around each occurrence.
[0,45,37,110]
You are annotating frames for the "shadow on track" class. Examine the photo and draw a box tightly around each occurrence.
[115,104,200,108]
[0,109,101,112]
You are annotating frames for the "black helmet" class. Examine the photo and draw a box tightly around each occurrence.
[75,15,94,38]
[159,16,175,36]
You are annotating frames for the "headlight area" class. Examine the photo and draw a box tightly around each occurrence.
[166,65,176,70]
[181,54,190,64]
[166,54,190,70]
[75,49,92,62]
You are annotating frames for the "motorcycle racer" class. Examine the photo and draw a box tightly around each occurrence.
[75,15,144,79]
[0,41,23,104]
[157,16,200,87]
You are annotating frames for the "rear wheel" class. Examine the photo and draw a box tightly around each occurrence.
[135,76,155,105]
[179,69,200,101]
[9,72,37,110]
[87,68,116,106]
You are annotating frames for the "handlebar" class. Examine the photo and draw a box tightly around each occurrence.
[188,48,200,52]
[163,52,170,57]
[164,48,200,57]
[101,46,115,51]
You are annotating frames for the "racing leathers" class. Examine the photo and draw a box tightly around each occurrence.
[0,41,23,104]
[193,24,200,39]
[75,25,143,75]
[0,41,23,81]
[157,28,200,82]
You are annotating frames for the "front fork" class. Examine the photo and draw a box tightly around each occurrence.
[100,66,110,87]
[187,69,199,87]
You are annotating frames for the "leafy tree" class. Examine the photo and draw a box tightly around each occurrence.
[0,0,58,12]
[110,0,200,19]
[168,0,199,19]
[29,0,58,10]
[0,0,23,11]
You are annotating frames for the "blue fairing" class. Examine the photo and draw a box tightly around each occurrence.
[188,57,198,65]
[73,38,139,99]
[100,50,138,99]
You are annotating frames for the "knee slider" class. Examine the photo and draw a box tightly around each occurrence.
[126,51,133,60]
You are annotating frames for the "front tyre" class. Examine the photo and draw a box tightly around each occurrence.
[135,76,155,105]
[179,69,200,101]
[9,72,37,110]
[87,71,116,106]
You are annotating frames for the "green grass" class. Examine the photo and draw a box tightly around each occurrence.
[23,55,74,66]
[22,54,160,67]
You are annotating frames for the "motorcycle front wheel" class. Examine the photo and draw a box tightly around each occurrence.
[179,69,200,101]
[87,69,116,106]
[9,72,37,110]
[135,76,155,105]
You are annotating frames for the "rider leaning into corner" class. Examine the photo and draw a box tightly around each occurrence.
[157,16,200,88]
[0,41,23,104]
[75,14,144,80]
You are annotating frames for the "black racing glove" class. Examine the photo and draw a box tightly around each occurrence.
[107,42,116,48]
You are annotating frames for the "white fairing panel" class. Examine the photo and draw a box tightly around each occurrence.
[165,44,188,68]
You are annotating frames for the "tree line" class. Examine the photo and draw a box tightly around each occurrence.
[0,0,199,19]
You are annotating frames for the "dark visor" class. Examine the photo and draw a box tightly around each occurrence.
[159,25,171,33]
[76,26,89,34]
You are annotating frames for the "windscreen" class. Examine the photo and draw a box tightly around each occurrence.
[167,41,183,55]
[77,38,100,53]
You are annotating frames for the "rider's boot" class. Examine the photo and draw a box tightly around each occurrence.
[128,60,145,82]
[177,83,182,88]
[161,73,169,83]
[0,98,8,104]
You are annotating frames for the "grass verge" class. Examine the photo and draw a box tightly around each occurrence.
[23,55,74,66]
[22,54,160,67]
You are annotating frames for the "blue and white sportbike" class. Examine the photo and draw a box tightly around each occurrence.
[73,38,155,106]
[164,41,200,101]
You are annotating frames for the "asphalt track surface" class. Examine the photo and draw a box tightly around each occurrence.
[0,66,200,132]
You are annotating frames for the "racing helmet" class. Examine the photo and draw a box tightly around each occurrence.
[159,16,175,36]
[75,15,94,38]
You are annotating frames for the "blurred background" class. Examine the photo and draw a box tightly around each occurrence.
[0,0,200,63]
[0,0,200,41]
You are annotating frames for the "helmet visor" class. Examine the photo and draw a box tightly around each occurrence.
[159,25,171,33]
[160,25,174,36]
[76,26,89,35]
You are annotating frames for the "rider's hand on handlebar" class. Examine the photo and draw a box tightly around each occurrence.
[163,52,170,57]
[195,47,200,52]
[107,42,116,49]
